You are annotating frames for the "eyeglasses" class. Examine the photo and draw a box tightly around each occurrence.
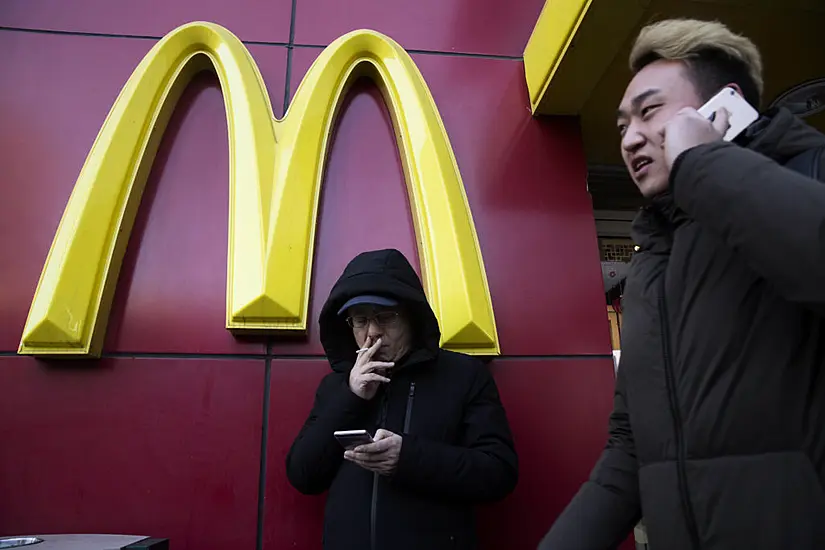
[346,311,401,329]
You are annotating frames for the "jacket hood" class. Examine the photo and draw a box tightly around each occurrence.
[319,249,441,373]
[740,107,825,162]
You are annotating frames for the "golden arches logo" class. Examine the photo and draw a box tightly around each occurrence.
[19,22,499,357]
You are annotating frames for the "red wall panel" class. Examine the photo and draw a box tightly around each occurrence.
[480,359,616,549]
[264,360,330,550]
[0,31,162,352]
[273,48,611,357]
[269,76,422,357]
[263,358,617,550]
[0,357,265,550]
[0,30,287,355]
[293,0,547,56]
[101,46,286,355]
[0,0,293,43]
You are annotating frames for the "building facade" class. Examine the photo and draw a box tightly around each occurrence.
[3,0,821,548]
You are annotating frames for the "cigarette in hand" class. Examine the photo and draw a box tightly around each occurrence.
[356,337,377,354]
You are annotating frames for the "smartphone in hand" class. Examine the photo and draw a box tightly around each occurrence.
[698,86,759,142]
[334,430,374,450]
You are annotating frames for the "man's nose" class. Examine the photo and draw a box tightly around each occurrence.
[367,321,383,338]
[621,123,645,153]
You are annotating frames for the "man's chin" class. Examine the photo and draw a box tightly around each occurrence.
[636,177,668,198]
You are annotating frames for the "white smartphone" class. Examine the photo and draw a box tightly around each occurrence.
[333,430,374,450]
[697,86,759,142]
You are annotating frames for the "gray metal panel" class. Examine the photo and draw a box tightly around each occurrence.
[0,534,148,549]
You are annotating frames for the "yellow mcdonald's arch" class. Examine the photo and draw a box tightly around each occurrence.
[18,21,499,358]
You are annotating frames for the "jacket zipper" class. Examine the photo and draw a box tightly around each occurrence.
[370,473,378,550]
[403,382,416,434]
[370,381,416,550]
[370,388,390,550]
[659,290,702,549]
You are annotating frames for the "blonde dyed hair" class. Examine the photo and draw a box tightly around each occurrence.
[629,19,763,106]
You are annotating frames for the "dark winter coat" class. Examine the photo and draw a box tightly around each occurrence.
[540,108,825,550]
[286,249,518,550]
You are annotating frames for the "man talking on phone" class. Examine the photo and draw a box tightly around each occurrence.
[539,18,825,550]
[286,248,517,550]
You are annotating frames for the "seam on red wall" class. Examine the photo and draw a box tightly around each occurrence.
[0,25,290,46]
[291,42,523,61]
[1,351,614,360]
[282,0,298,113]
[102,352,268,360]
[256,355,273,550]
[0,25,162,40]
[490,354,614,361]
[0,26,522,59]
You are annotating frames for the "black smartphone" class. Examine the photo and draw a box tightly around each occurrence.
[333,430,374,450]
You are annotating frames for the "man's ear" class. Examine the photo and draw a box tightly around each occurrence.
[725,82,745,98]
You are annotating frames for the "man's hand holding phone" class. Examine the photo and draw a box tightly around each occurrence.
[348,337,394,400]
[661,106,731,170]
[661,86,759,170]
[344,429,403,476]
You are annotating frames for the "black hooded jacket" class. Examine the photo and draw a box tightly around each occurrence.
[286,249,518,550]
[540,108,825,550]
